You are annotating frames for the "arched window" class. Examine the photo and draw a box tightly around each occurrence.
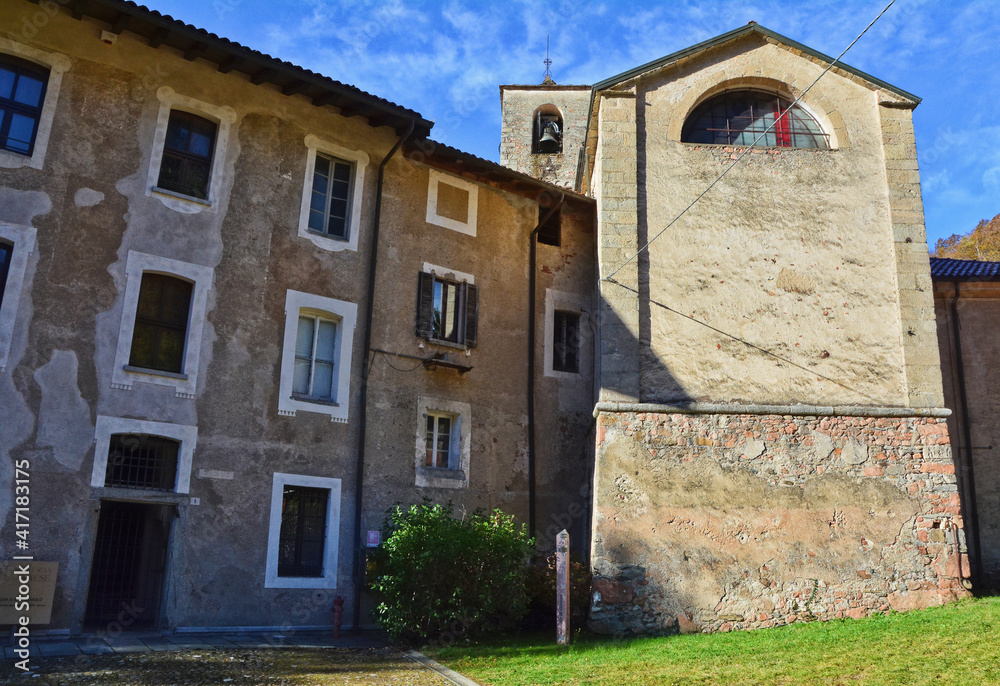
[681,90,828,149]
[532,105,563,154]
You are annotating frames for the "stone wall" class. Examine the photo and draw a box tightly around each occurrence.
[589,409,971,635]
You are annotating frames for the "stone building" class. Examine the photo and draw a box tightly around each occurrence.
[931,257,1000,590]
[500,23,969,634]
[0,0,595,634]
[0,0,970,639]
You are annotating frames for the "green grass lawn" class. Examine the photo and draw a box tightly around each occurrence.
[430,597,1000,686]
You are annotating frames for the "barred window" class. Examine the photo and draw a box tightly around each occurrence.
[278,485,330,578]
[552,310,581,373]
[681,90,828,149]
[105,434,180,491]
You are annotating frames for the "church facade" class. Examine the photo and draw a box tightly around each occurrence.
[0,0,969,638]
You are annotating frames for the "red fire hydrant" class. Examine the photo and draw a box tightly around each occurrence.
[333,596,344,638]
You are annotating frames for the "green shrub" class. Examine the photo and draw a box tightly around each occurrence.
[523,553,593,630]
[369,500,532,643]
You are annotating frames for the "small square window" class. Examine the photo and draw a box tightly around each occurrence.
[307,154,353,240]
[416,271,478,348]
[105,434,180,491]
[552,310,581,373]
[278,485,330,578]
[537,205,561,247]
[425,412,458,469]
[128,273,193,375]
[157,110,217,200]
[0,55,49,157]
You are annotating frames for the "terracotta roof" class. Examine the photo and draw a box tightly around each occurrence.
[930,257,1000,281]
[77,0,433,135]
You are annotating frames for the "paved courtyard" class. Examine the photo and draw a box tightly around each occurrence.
[0,633,469,685]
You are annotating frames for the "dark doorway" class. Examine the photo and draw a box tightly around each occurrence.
[84,501,173,630]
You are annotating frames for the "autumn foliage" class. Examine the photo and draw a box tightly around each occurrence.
[934,213,1000,261]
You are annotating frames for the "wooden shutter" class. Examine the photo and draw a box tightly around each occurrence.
[464,283,478,349]
[416,271,434,339]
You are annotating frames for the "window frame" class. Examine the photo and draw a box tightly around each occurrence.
[0,38,69,171]
[426,169,479,236]
[296,134,369,252]
[543,288,591,380]
[415,397,471,489]
[680,89,830,149]
[90,415,198,494]
[127,272,194,375]
[156,110,218,200]
[110,251,214,399]
[145,87,236,213]
[0,221,37,374]
[552,309,582,374]
[278,290,358,422]
[265,472,342,589]
[292,312,340,403]
[0,54,49,157]
[416,263,478,349]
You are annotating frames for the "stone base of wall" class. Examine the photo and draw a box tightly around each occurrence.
[589,411,971,636]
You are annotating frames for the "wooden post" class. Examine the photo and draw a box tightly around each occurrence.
[556,529,570,645]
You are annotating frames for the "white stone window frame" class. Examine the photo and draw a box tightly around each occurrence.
[0,38,70,171]
[265,472,342,590]
[296,134,369,253]
[0,221,36,373]
[544,288,591,380]
[279,290,357,423]
[415,396,471,489]
[426,168,478,236]
[90,415,198,494]
[110,251,214,399]
[145,87,237,214]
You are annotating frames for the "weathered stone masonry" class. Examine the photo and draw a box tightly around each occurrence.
[590,410,970,635]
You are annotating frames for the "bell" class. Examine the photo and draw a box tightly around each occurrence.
[538,123,560,153]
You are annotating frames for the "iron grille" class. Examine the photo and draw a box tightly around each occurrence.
[105,434,179,491]
[278,486,329,577]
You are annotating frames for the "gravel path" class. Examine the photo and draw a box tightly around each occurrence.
[2,647,455,685]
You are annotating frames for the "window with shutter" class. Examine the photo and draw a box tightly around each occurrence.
[416,271,478,348]
[293,315,338,401]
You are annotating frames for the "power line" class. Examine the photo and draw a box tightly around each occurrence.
[602,0,898,283]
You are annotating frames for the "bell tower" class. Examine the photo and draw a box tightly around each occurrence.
[499,41,591,190]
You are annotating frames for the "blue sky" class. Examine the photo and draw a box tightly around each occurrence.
[146,0,999,248]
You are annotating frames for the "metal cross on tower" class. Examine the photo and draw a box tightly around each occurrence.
[542,35,555,85]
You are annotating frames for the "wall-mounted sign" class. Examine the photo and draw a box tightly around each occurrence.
[366,531,380,547]
[0,561,59,625]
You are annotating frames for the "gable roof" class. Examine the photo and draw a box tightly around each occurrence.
[593,22,920,104]
[930,257,1000,281]
[72,0,434,136]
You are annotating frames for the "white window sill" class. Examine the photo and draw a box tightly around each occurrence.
[417,467,466,482]
[305,228,349,243]
[290,394,340,407]
[151,186,213,207]
[123,364,190,381]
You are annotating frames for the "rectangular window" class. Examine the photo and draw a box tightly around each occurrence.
[0,55,49,156]
[537,205,561,246]
[416,271,478,348]
[278,485,330,578]
[293,315,338,401]
[0,240,12,309]
[307,154,353,239]
[425,413,456,468]
[157,110,217,200]
[105,434,179,491]
[553,310,581,373]
[128,273,193,374]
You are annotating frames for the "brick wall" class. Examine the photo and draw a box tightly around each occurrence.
[590,410,971,635]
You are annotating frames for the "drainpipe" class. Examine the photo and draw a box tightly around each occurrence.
[528,191,565,541]
[949,281,983,587]
[352,120,415,634]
